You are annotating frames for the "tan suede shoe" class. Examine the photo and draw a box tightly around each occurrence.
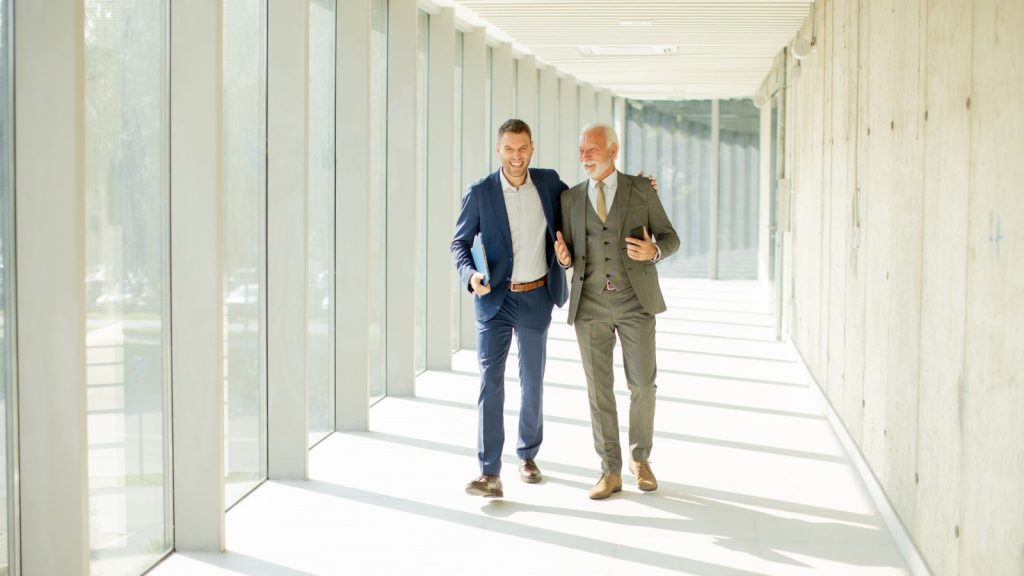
[588,473,622,500]
[631,460,658,492]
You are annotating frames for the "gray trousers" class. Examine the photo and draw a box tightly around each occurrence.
[574,287,657,475]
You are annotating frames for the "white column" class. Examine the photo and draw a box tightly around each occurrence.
[267,0,308,478]
[578,83,595,129]
[387,0,418,395]
[15,2,89,573]
[170,0,225,550]
[516,55,538,130]
[459,27,487,350]
[537,64,558,171]
[559,75,580,183]
[336,0,371,428]
[426,8,456,370]
[490,42,513,168]
[596,90,613,124]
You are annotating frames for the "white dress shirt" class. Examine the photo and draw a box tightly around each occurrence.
[500,169,549,283]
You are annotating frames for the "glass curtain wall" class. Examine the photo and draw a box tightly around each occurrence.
[717,99,760,279]
[222,0,268,506]
[450,31,463,354]
[0,0,13,571]
[625,100,713,278]
[308,0,336,445]
[368,0,388,403]
[414,10,428,374]
[624,98,760,280]
[84,1,172,574]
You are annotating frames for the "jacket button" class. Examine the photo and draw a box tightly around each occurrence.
[605,257,610,262]
[604,241,609,245]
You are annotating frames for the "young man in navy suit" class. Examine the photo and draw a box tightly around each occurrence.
[451,119,569,497]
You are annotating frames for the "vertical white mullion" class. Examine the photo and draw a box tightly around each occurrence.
[14,2,90,573]
[515,55,537,130]
[426,8,455,370]
[170,0,225,550]
[489,42,513,168]
[758,101,772,286]
[596,90,612,125]
[458,26,486,350]
[578,83,595,129]
[387,0,418,396]
[337,0,371,429]
[710,98,721,280]
[267,0,309,478]
[559,75,579,183]
[612,96,626,171]
[537,65,558,171]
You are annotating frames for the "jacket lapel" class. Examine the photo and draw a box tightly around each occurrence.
[531,169,556,240]
[615,171,631,236]
[488,171,514,253]
[571,181,587,255]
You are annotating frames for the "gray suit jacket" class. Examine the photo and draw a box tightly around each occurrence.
[559,171,680,325]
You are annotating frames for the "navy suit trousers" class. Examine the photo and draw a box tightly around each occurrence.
[475,287,553,475]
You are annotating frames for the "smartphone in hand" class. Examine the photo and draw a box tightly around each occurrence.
[628,226,645,241]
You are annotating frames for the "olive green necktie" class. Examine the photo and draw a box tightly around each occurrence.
[595,180,607,223]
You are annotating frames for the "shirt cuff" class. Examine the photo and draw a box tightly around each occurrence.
[652,245,662,263]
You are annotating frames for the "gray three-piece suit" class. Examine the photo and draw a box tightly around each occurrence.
[560,171,680,474]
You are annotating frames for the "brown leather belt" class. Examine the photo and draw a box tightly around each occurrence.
[509,277,547,292]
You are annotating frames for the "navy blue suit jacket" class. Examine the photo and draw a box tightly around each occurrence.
[451,168,569,322]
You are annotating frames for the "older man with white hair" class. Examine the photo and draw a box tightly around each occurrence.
[554,122,680,500]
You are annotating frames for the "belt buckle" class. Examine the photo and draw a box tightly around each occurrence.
[605,280,616,292]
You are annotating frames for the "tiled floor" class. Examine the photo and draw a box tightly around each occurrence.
[151,279,912,575]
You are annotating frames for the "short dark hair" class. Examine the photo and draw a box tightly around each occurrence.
[497,118,532,141]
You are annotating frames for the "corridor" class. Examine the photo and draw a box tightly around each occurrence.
[152,279,911,575]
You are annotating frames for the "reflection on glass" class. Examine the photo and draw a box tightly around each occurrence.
[369,0,388,403]
[223,0,267,506]
[84,1,172,574]
[308,0,336,445]
[0,0,11,570]
[625,100,713,278]
[716,99,760,279]
[414,11,428,375]
[451,31,463,354]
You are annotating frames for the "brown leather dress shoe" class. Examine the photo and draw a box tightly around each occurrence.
[519,459,542,483]
[465,474,503,498]
[631,460,658,492]
[588,473,622,500]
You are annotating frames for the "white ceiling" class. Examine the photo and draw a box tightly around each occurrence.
[449,0,813,100]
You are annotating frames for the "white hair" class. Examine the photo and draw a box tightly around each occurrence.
[580,122,619,151]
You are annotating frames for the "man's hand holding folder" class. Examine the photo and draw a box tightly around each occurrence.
[470,234,491,296]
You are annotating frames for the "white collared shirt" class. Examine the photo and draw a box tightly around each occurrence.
[499,169,549,283]
[587,170,619,216]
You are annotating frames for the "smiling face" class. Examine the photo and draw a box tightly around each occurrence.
[496,130,534,186]
[579,126,619,180]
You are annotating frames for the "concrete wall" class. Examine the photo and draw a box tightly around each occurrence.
[777,0,1023,574]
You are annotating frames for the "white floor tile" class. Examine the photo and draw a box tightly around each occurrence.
[150,279,911,576]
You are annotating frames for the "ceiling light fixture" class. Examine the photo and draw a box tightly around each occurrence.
[618,19,654,27]
[578,45,677,56]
